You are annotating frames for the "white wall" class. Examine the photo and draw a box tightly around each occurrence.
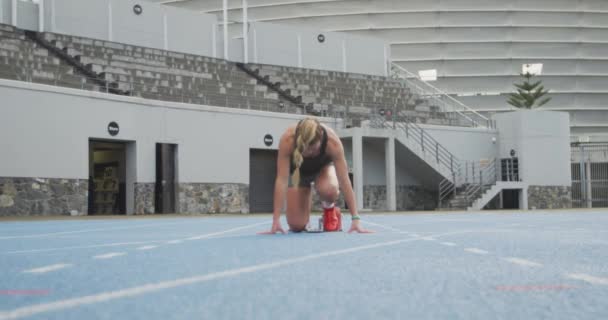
[362,139,386,185]
[420,125,499,162]
[164,5,216,56]
[0,80,338,184]
[42,0,217,56]
[495,110,571,186]
[4,0,386,76]
[49,0,109,39]
[111,0,164,49]
[250,21,387,76]
[0,0,9,24]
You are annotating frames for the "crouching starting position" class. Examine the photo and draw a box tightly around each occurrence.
[259,117,373,234]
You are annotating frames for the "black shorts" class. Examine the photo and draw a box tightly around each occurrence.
[288,171,320,188]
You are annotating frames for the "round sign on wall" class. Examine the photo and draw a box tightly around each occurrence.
[264,134,273,147]
[108,122,119,136]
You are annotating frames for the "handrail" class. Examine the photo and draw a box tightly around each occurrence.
[370,113,460,178]
[390,63,495,129]
[438,158,500,209]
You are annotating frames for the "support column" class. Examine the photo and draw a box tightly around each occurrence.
[585,161,592,208]
[11,0,17,27]
[520,186,528,210]
[242,0,248,63]
[352,130,364,211]
[38,0,44,32]
[223,0,228,60]
[385,137,396,211]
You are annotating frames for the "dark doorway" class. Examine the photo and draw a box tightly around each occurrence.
[249,149,278,213]
[89,140,127,215]
[155,144,178,214]
[502,189,520,209]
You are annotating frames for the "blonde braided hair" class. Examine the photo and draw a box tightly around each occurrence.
[291,118,322,187]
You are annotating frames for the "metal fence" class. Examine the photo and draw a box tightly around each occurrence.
[571,143,608,208]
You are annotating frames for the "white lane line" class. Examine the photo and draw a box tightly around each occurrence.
[187,222,268,240]
[22,264,72,274]
[566,273,608,285]
[0,231,458,320]
[440,242,457,247]
[0,222,190,240]
[166,240,182,244]
[4,222,268,255]
[93,252,126,260]
[3,241,163,255]
[360,221,404,233]
[464,248,489,255]
[420,237,436,241]
[502,257,543,268]
[136,246,157,251]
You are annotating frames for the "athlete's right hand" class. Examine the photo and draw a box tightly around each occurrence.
[258,221,286,235]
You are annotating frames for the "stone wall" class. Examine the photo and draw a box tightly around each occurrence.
[179,183,248,214]
[364,185,387,210]
[528,185,572,209]
[0,177,87,216]
[397,186,437,211]
[134,183,155,215]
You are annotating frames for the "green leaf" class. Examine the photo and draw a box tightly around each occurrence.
[537,97,552,107]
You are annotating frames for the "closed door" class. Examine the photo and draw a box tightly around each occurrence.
[156,144,177,213]
[249,149,278,213]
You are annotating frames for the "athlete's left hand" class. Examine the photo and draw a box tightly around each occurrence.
[348,219,374,233]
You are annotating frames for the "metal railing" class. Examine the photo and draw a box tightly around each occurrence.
[390,63,495,129]
[439,158,499,209]
[571,143,608,208]
[369,113,459,177]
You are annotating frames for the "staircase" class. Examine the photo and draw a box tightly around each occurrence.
[439,159,502,210]
[370,114,459,184]
[390,63,495,129]
[24,31,129,95]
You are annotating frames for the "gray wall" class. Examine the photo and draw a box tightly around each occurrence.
[0,79,337,185]
[48,0,109,40]
[250,21,387,76]
[344,137,419,187]
[111,0,164,49]
[17,0,37,30]
[0,0,10,25]
[363,139,386,186]
[495,110,571,186]
[164,5,216,57]
[420,125,499,162]
[42,0,217,57]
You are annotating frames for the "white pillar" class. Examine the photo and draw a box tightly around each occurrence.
[38,0,44,32]
[242,0,248,63]
[585,161,592,208]
[212,23,217,58]
[253,27,257,63]
[163,13,168,50]
[108,1,113,41]
[520,186,528,210]
[385,137,397,211]
[50,0,55,32]
[297,34,302,68]
[353,129,364,211]
[223,0,228,60]
[384,44,390,77]
[11,0,17,27]
[341,40,347,72]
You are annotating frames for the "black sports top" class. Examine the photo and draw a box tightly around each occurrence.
[289,124,332,176]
